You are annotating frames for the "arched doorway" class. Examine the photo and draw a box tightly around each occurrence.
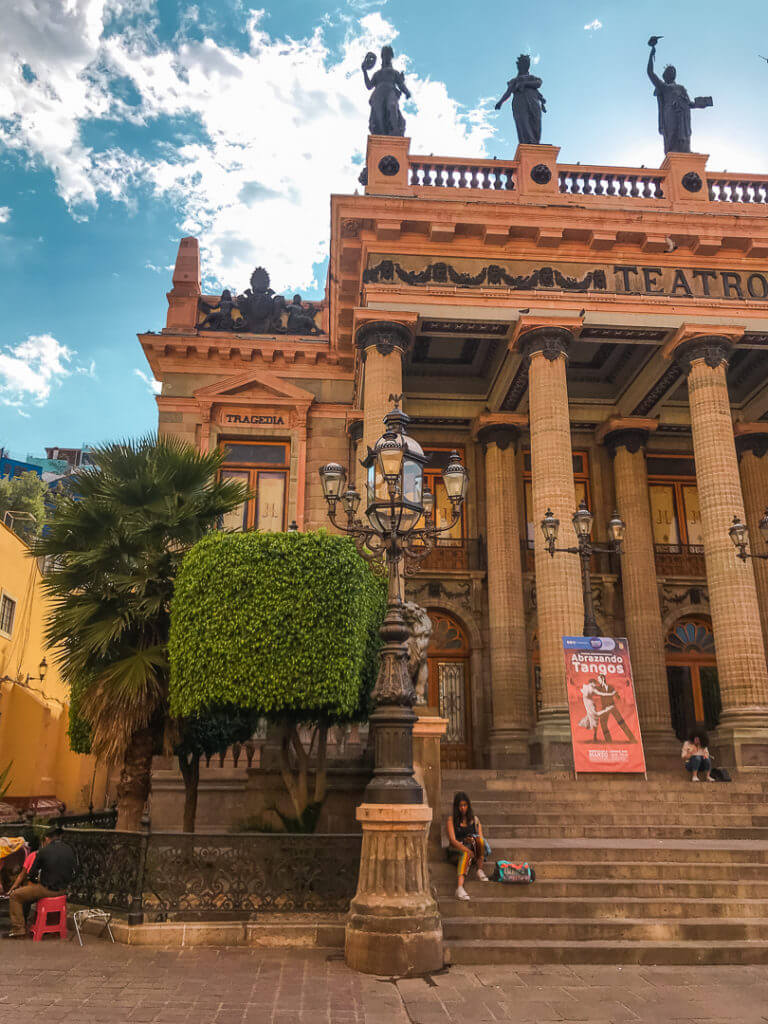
[426,612,471,768]
[665,616,722,741]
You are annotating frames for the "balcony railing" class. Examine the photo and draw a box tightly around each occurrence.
[408,537,485,572]
[654,543,706,577]
[404,153,768,209]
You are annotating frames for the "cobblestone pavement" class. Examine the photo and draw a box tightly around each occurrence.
[1,943,768,1023]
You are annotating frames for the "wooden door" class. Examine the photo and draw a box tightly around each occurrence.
[427,612,471,768]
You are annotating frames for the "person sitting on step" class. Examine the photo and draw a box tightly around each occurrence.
[681,730,714,782]
[446,791,489,900]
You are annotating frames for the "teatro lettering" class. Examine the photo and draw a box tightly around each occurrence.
[223,413,285,425]
[365,253,768,301]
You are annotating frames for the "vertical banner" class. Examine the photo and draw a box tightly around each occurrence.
[563,637,646,773]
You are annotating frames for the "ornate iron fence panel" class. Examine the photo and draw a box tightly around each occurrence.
[65,829,142,911]
[141,833,362,920]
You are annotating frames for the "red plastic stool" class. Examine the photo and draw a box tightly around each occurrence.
[30,895,68,942]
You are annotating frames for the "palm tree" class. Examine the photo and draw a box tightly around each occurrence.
[33,436,248,831]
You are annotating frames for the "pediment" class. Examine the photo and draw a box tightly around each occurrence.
[194,370,315,407]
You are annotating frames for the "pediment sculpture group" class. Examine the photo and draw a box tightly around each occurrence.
[363,36,712,156]
[198,266,321,335]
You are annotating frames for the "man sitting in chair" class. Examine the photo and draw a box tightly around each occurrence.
[4,828,76,939]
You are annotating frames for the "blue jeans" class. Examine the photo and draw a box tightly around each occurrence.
[685,755,710,773]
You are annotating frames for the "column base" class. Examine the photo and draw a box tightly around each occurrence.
[489,726,531,769]
[345,804,443,977]
[639,725,682,772]
[713,708,768,770]
[528,710,573,771]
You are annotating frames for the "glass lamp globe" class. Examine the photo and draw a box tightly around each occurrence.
[607,510,626,545]
[541,508,559,543]
[572,500,594,539]
[729,514,748,550]
[442,450,468,503]
[319,462,346,501]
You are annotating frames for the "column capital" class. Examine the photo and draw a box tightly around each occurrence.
[596,416,658,458]
[355,319,414,362]
[673,335,734,375]
[519,325,575,363]
[346,411,364,444]
[472,412,527,450]
[735,422,768,461]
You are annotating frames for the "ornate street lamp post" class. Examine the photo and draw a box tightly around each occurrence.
[541,500,626,636]
[319,403,468,804]
[729,510,768,562]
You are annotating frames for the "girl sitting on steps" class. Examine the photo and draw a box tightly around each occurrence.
[446,791,489,900]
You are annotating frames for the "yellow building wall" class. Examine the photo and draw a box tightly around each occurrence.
[0,522,111,811]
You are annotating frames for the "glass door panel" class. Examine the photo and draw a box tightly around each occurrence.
[682,485,703,546]
[256,471,286,532]
[220,470,249,531]
[650,484,680,545]
[438,662,466,744]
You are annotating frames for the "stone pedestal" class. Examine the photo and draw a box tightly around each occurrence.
[345,804,443,976]
[413,714,448,853]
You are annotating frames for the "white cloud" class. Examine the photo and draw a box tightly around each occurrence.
[0,4,496,292]
[0,207,11,223]
[134,368,161,395]
[144,261,173,273]
[584,19,603,31]
[0,334,74,407]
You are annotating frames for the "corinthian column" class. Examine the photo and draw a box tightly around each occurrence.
[600,420,676,763]
[355,321,413,453]
[736,426,768,661]
[675,337,768,768]
[474,417,530,766]
[523,325,584,768]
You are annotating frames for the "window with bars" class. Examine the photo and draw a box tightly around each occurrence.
[0,593,16,637]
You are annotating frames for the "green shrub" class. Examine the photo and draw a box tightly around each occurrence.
[169,530,385,721]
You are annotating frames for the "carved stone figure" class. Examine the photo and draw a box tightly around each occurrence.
[286,294,320,335]
[236,267,283,333]
[402,601,433,705]
[495,54,546,145]
[198,289,237,331]
[362,46,410,137]
[646,40,712,154]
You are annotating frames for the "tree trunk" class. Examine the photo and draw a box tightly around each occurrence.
[116,727,154,831]
[179,753,200,833]
[313,724,328,804]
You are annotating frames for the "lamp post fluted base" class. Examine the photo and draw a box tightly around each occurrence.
[364,705,423,804]
[345,803,443,977]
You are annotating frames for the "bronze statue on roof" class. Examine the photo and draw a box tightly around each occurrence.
[646,38,712,154]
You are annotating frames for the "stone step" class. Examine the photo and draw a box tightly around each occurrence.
[434,877,768,898]
[442,771,768,792]
[475,824,768,839]
[444,938,768,965]
[440,915,768,942]
[457,811,764,827]
[432,842,768,865]
[459,794,768,810]
[437,895,768,919]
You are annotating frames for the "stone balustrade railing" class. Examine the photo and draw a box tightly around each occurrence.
[404,152,768,211]
[408,157,516,191]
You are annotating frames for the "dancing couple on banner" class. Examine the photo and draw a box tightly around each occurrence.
[579,675,638,744]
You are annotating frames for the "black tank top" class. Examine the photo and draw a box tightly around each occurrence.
[455,818,475,842]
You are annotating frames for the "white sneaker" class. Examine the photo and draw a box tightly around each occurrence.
[476,869,490,882]
[455,885,470,900]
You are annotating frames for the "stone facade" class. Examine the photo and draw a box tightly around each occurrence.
[139,136,768,772]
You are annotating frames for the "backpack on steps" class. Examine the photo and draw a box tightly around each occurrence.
[492,860,535,884]
[710,766,732,782]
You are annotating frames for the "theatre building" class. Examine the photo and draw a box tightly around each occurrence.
[139,136,768,772]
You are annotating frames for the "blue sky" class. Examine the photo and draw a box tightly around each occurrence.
[1,0,767,457]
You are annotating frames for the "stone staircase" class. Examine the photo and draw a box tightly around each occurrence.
[435,769,768,965]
